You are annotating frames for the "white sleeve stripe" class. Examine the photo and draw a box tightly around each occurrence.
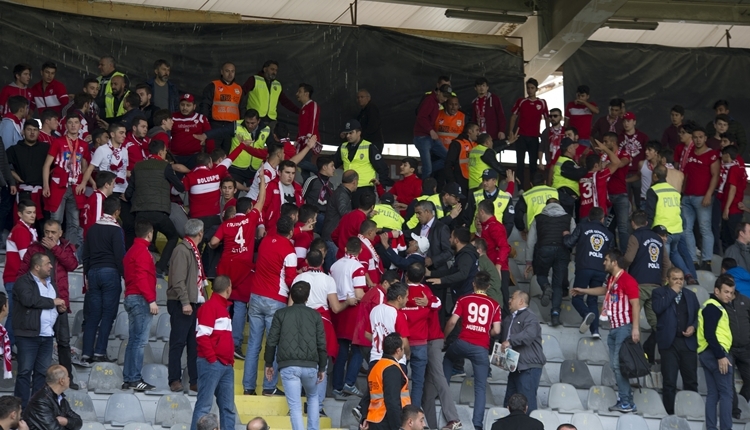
[18,248,27,259]
[352,275,366,287]
[196,324,214,337]
[214,317,232,331]
[295,247,307,259]
[431,296,442,309]
[284,252,297,267]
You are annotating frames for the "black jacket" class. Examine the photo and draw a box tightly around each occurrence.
[12,272,59,338]
[23,385,82,430]
[82,222,126,278]
[563,219,613,272]
[302,174,334,213]
[730,293,750,349]
[357,102,383,147]
[652,286,699,351]
[322,186,352,240]
[410,218,452,270]
[430,243,479,300]
[490,411,544,430]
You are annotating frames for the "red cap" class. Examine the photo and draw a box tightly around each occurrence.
[181,93,195,103]
[622,111,636,121]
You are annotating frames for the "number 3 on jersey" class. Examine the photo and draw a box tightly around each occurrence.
[467,303,489,325]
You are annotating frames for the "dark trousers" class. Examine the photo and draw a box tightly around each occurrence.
[14,336,53,407]
[533,245,570,314]
[113,193,135,247]
[712,197,723,255]
[211,121,235,154]
[722,213,744,253]
[515,135,539,189]
[167,300,198,385]
[500,270,511,317]
[660,337,698,415]
[733,345,750,416]
[135,211,178,273]
[0,186,14,237]
[173,154,199,171]
[504,367,542,413]
[55,314,73,382]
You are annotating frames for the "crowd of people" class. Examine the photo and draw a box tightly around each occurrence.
[0,55,746,430]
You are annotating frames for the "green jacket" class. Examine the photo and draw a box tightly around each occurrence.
[264,303,327,370]
[479,254,503,305]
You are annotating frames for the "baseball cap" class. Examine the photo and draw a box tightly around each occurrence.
[438,84,453,96]
[443,182,463,198]
[560,137,576,154]
[410,233,430,254]
[482,169,498,180]
[622,111,636,121]
[652,225,669,236]
[181,93,195,103]
[342,119,362,133]
[380,193,395,205]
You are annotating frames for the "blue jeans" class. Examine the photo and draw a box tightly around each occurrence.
[82,267,122,357]
[243,294,285,391]
[608,324,633,405]
[504,367,542,413]
[682,195,714,263]
[667,233,697,279]
[413,135,447,178]
[610,194,631,250]
[14,336,53,407]
[5,282,14,346]
[700,351,734,430]
[409,344,428,409]
[123,295,153,383]
[332,339,362,390]
[231,301,248,348]
[281,366,320,430]
[50,187,82,249]
[443,339,489,429]
[571,269,606,334]
[191,358,236,430]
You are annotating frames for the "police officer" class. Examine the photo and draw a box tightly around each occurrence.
[334,119,392,208]
[563,207,613,338]
[646,165,699,285]
[467,132,513,191]
[623,211,672,362]
[514,171,558,234]
[405,181,463,231]
[200,62,242,153]
[552,138,587,216]
[241,60,299,125]
[466,169,515,237]
[371,193,405,231]
[444,123,480,196]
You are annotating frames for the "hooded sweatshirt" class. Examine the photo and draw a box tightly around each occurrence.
[526,203,576,261]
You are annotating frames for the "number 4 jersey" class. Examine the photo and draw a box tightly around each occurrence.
[213,208,262,301]
[453,293,501,349]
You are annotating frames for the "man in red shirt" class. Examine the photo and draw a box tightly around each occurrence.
[472,77,506,144]
[580,141,623,219]
[600,131,632,250]
[295,83,322,180]
[292,205,317,268]
[122,220,158,391]
[564,85,598,147]
[618,112,649,208]
[0,64,32,116]
[442,271,501,430]
[591,98,624,142]
[358,220,385,287]
[475,199,511,315]
[29,62,68,116]
[42,115,91,250]
[3,199,38,345]
[332,192,375,258]
[260,160,303,234]
[384,157,422,216]
[510,78,549,189]
[719,145,747,251]
[123,116,151,170]
[661,105,684,150]
[414,84,451,178]
[242,216,297,396]
[683,126,720,271]
[540,108,565,174]
[571,249,640,413]
[172,94,213,169]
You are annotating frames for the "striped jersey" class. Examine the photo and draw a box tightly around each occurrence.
[3,220,37,283]
[183,158,232,218]
[604,270,639,329]
[578,169,611,219]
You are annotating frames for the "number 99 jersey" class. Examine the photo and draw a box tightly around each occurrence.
[453,293,501,349]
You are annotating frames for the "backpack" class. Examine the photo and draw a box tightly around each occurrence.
[618,337,650,379]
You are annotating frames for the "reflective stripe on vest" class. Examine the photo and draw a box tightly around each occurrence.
[698,298,733,354]
[522,186,558,230]
[455,138,476,180]
[103,71,128,118]
[211,80,242,122]
[435,110,465,149]
[651,182,683,234]
[231,121,270,170]
[470,189,510,234]
[341,140,376,185]
[372,204,405,231]
[468,146,491,190]
[367,358,411,423]
[406,194,444,229]
[552,156,580,196]
[246,75,282,120]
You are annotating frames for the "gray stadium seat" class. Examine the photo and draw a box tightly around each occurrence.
[340,397,361,429]
[674,390,705,421]
[123,424,154,430]
[616,414,648,430]
[712,254,723,276]
[697,270,716,287]
[571,413,604,430]
[548,383,585,412]
[737,395,750,420]
[676,369,707,395]
[586,385,618,413]
[633,388,668,418]
[104,393,146,426]
[87,362,124,394]
[149,312,163,340]
[560,302,583,327]
[560,359,595,389]
[659,415,691,430]
[155,394,192,427]
[170,425,189,430]
[459,377,475,405]
[142,364,170,392]
[483,407,509,430]
[530,275,544,298]
[0,361,16,392]
[81,423,106,430]
[600,363,616,387]
[72,310,84,337]
[65,389,97,421]
[541,334,565,363]
[577,337,609,365]
[113,312,129,339]
[539,365,554,387]
[508,261,524,286]
[117,340,155,366]
[156,278,168,305]
[529,299,550,324]
[686,286,709,307]
[530,409,560,430]
[156,313,171,341]
[69,272,84,301]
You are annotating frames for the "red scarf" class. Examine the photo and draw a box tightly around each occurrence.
[607,116,618,133]
[600,270,623,321]
[549,126,564,160]
[680,142,694,171]
[474,94,491,133]
[108,142,126,184]
[64,135,82,185]
[184,236,207,303]
[0,324,11,379]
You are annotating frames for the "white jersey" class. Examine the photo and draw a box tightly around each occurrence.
[293,269,337,310]
[329,255,366,301]
[369,303,407,364]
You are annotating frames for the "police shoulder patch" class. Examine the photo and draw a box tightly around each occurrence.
[375,154,382,160]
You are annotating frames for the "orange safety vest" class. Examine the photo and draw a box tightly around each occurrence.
[211,80,242,122]
[367,358,411,423]
[455,137,477,179]
[435,110,465,149]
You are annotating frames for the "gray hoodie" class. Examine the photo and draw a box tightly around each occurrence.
[525,202,576,262]
[726,241,750,273]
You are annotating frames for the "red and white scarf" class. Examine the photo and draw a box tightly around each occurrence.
[108,142,126,184]
[679,142,694,171]
[0,324,10,379]
[358,234,380,265]
[64,136,82,185]
[474,94,491,133]
[96,213,120,227]
[184,236,207,303]
[607,115,618,133]
[600,270,623,321]
[549,126,564,160]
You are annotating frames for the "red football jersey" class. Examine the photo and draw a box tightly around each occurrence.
[579,169,612,219]
[453,293,501,349]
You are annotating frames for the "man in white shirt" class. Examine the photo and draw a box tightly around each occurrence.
[368,283,410,365]
[79,123,129,196]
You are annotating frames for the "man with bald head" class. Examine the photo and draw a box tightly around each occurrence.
[246,417,268,430]
[355,89,383,150]
[104,75,129,121]
[22,365,81,430]
[322,169,358,270]
[96,56,129,120]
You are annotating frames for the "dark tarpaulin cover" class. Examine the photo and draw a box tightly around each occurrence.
[563,40,750,150]
[0,2,524,145]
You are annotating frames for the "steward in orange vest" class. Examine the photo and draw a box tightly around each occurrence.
[362,333,411,430]
[435,96,466,149]
[199,62,242,152]
[444,123,480,196]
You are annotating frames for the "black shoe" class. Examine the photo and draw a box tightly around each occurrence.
[130,380,156,391]
[243,389,256,395]
[700,261,712,272]
[352,406,362,422]
[234,346,245,360]
[550,313,561,327]
[92,355,115,363]
[263,388,285,396]
[69,381,80,390]
[540,288,552,307]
